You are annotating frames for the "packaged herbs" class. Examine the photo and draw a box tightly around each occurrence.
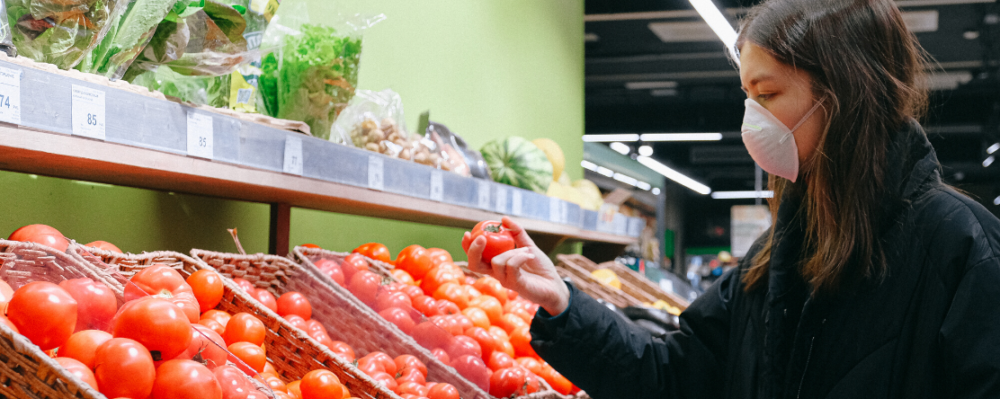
[7,0,125,68]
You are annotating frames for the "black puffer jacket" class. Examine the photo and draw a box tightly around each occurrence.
[530,120,1000,399]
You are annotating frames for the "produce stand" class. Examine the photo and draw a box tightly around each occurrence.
[555,254,688,311]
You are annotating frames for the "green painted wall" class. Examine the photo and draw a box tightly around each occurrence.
[1,0,585,259]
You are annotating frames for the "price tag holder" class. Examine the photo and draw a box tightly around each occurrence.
[186,112,214,159]
[511,190,523,216]
[477,181,491,209]
[0,66,22,124]
[430,171,444,201]
[495,186,508,213]
[368,155,385,191]
[282,135,303,175]
[71,85,106,140]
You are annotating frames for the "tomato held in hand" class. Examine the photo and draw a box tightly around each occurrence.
[465,221,515,264]
[300,369,348,399]
[353,243,391,263]
[187,269,224,313]
[124,264,199,323]
[277,292,312,320]
[55,357,98,390]
[58,278,118,332]
[61,330,113,369]
[7,281,77,350]
[94,338,155,399]
[152,360,223,399]
[8,224,69,252]
[489,367,528,398]
[113,297,192,360]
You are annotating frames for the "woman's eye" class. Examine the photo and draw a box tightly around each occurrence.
[757,93,773,101]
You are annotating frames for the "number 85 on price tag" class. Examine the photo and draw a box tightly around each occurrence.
[186,112,214,159]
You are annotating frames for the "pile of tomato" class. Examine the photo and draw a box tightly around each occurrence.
[309,240,578,398]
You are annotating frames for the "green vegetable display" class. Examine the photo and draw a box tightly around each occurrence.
[129,65,228,107]
[258,23,361,139]
[7,0,123,69]
[481,137,554,194]
[77,0,180,78]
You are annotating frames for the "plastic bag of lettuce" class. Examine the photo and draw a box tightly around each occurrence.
[257,4,383,139]
[7,0,126,69]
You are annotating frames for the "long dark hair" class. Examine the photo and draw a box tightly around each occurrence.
[737,0,929,295]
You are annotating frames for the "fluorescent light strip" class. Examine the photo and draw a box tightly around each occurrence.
[988,143,999,155]
[640,133,722,142]
[613,173,639,186]
[688,0,738,61]
[638,145,653,156]
[994,195,1000,206]
[710,190,774,199]
[984,155,995,168]
[581,160,598,171]
[625,81,678,90]
[609,142,631,155]
[636,156,711,195]
[596,166,615,177]
[652,187,661,195]
[636,181,652,191]
[583,134,639,142]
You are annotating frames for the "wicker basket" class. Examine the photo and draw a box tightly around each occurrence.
[596,260,689,310]
[554,255,637,308]
[67,245,396,399]
[0,240,110,399]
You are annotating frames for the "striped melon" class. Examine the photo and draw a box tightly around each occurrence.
[481,137,553,193]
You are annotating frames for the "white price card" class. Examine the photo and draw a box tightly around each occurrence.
[186,112,214,159]
[429,171,444,201]
[71,85,106,140]
[495,187,508,213]
[368,155,385,191]
[549,197,562,223]
[282,135,303,175]
[477,181,491,209]
[0,66,22,124]
[511,190,523,216]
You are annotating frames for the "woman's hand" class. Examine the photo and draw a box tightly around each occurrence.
[463,217,570,315]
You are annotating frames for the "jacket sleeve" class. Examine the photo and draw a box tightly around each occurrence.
[940,255,1000,398]
[530,267,742,399]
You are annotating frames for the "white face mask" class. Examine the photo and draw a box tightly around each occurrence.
[741,98,825,183]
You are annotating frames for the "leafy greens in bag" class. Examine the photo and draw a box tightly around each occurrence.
[7,0,124,68]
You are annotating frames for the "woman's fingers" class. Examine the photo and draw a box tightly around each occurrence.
[502,216,537,248]
[462,231,472,252]
[466,235,490,274]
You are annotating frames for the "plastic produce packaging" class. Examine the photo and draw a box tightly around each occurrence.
[7,0,125,69]
[76,0,180,79]
[0,0,15,57]
[257,4,383,139]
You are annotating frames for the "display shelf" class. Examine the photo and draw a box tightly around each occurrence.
[0,58,641,254]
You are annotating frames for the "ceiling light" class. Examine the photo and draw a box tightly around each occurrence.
[650,89,679,97]
[583,134,640,142]
[987,142,999,155]
[640,133,723,141]
[984,155,995,167]
[610,142,631,155]
[994,195,1000,206]
[652,187,661,195]
[638,145,653,156]
[613,173,639,186]
[581,160,598,171]
[688,0,738,60]
[597,166,615,177]
[636,181,652,191]
[585,33,600,42]
[625,81,678,90]
[710,190,774,199]
[636,156,711,195]
[901,10,939,33]
[964,30,980,40]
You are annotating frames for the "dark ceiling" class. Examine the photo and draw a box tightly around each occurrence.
[584,0,1000,218]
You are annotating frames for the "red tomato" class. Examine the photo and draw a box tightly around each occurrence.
[301,243,321,249]
[347,271,381,307]
[187,270,224,313]
[8,281,77,350]
[379,307,415,334]
[391,269,416,287]
[0,280,13,314]
[94,338,155,399]
[376,291,413,312]
[152,360,222,399]
[426,383,459,399]
[340,254,369,281]
[489,367,527,397]
[397,249,435,281]
[301,369,347,399]
[84,240,122,253]
[61,330,113,369]
[173,325,228,369]
[8,224,69,252]
[201,310,232,326]
[124,264,199,323]
[286,381,302,399]
[305,320,328,342]
[353,243,391,263]
[277,292,312,320]
[198,318,226,336]
[223,313,266,346]
[507,289,519,300]
[394,355,427,377]
[465,221,515,264]
[498,313,528,334]
[395,367,426,385]
[113,298,192,360]
[429,315,463,336]
[508,307,533,325]
[461,307,490,330]
[58,278,118,332]
[232,278,255,293]
[498,340,516,358]
[395,245,425,268]
[510,325,536,358]
[396,381,428,397]
[468,296,504,326]
[464,327,498,359]
[251,288,278,313]
[432,283,469,309]
[435,300,461,316]
[464,276,477,286]
[265,375,287,393]
[215,365,255,399]
[228,342,266,374]
[365,352,397,376]
[411,295,437,316]
[450,355,490,391]
[487,351,515,372]
[284,314,308,332]
[400,284,423,299]
[420,266,462,296]
[515,357,543,376]
[524,371,542,394]
[488,326,510,343]
[447,335,482,360]
[328,340,356,362]
[371,372,397,392]
[357,355,384,376]
[431,348,450,365]
[315,259,345,286]
[425,249,453,267]
[452,315,474,333]
[472,277,509,305]
[55,357,98,390]
[544,365,573,395]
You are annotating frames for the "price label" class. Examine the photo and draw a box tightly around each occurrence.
[429,171,444,201]
[71,85,105,140]
[549,197,563,223]
[511,190,523,216]
[477,181,491,209]
[186,112,214,159]
[283,135,303,175]
[0,66,22,124]
[368,155,384,191]
[495,187,508,213]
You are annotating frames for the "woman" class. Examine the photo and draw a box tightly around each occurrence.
[463,0,1000,398]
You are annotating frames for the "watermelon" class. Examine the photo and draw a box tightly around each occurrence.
[481,137,554,193]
